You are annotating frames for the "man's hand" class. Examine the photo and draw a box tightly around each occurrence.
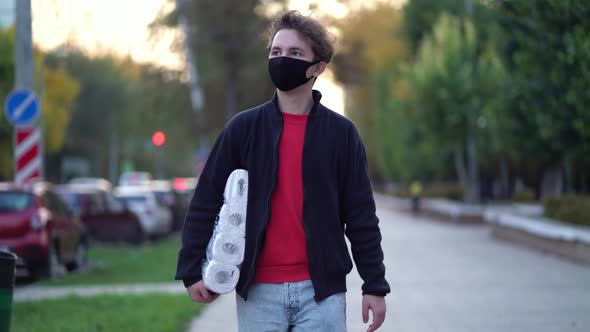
[186,280,220,303]
[362,294,386,332]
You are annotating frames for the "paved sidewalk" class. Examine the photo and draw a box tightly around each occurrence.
[187,292,238,331]
[13,282,184,303]
[187,193,590,332]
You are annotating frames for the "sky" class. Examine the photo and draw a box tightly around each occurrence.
[0,0,404,114]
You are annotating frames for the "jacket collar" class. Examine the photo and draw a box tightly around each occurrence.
[271,90,323,118]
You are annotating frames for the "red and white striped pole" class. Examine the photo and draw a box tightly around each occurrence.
[14,126,42,185]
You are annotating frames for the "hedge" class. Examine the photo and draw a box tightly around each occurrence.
[544,195,590,227]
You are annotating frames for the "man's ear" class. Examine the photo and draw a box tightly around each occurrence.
[312,62,327,78]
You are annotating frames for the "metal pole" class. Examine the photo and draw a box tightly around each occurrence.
[14,0,44,181]
[175,0,210,175]
[176,0,203,112]
[155,147,164,179]
[15,0,33,90]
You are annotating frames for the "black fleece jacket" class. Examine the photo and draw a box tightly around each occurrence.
[175,90,390,302]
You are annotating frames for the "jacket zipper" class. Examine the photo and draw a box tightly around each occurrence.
[300,115,316,291]
[245,115,283,290]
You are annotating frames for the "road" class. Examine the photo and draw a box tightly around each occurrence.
[188,194,590,332]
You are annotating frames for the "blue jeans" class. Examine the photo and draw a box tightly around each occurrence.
[236,280,346,332]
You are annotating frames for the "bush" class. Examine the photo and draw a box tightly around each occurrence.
[544,195,590,227]
[423,183,464,201]
[394,183,464,201]
[512,189,536,202]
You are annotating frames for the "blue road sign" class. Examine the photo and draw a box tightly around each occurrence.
[4,89,40,126]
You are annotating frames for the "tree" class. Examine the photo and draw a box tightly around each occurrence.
[0,27,15,180]
[45,48,197,181]
[402,0,466,55]
[404,14,506,203]
[374,66,456,183]
[402,0,497,56]
[0,27,80,180]
[44,49,131,180]
[497,0,590,197]
[155,0,285,142]
[41,67,80,153]
[332,4,408,182]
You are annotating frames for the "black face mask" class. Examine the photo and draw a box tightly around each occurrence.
[268,57,320,92]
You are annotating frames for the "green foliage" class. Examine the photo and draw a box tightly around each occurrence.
[40,236,181,286]
[12,294,203,332]
[396,182,463,201]
[42,67,80,153]
[544,195,590,227]
[512,189,535,203]
[0,27,15,180]
[154,0,283,140]
[402,0,466,55]
[402,0,498,56]
[332,4,409,181]
[336,0,590,197]
[400,13,506,201]
[407,14,506,146]
[0,27,81,180]
[374,68,454,182]
[498,0,590,172]
[44,48,196,180]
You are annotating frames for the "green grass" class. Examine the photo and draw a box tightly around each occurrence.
[11,294,203,332]
[40,235,182,286]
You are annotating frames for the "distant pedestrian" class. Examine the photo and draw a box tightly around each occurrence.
[410,180,423,213]
[176,10,390,332]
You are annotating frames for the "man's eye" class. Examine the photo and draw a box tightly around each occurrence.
[293,52,302,56]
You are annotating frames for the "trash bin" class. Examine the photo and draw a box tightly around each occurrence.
[0,250,16,332]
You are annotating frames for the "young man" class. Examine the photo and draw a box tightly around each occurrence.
[176,10,390,332]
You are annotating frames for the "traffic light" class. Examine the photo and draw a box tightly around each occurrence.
[152,131,166,147]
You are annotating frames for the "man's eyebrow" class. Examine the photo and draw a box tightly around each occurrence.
[270,46,305,52]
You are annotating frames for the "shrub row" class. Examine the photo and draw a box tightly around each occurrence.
[544,195,590,227]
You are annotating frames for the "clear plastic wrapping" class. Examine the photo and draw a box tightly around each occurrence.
[202,169,248,294]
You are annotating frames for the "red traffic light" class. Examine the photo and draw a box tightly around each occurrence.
[152,131,166,147]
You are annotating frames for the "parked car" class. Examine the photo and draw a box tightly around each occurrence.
[68,177,112,188]
[118,172,152,187]
[172,177,197,206]
[56,183,145,244]
[114,186,172,238]
[0,182,88,279]
[150,180,188,231]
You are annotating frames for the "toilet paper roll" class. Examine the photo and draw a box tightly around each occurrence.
[207,231,245,265]
[202,261,240,294]
[217,203,246,237]
[224,169,248,205]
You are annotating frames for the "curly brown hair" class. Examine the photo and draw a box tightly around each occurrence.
[267,10,335,63]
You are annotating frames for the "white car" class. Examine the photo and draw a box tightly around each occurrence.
[118,172,152,187]
[114,186,172,237]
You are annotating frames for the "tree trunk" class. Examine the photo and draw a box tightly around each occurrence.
[500,157,510,200]
[454,144,468,200]
[465,134,480,204]
[225,69,239,120]
[224,48,240,120]
[108,115,119,185]
[540,163,563,200]
[563,158,572,193]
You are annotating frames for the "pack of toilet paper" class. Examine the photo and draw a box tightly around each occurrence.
[202,169,248,294]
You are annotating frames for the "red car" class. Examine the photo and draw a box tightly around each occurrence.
[56,183,145,244]
[0,182,88,279]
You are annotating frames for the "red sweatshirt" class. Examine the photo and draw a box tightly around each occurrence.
[253,111,310,283]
